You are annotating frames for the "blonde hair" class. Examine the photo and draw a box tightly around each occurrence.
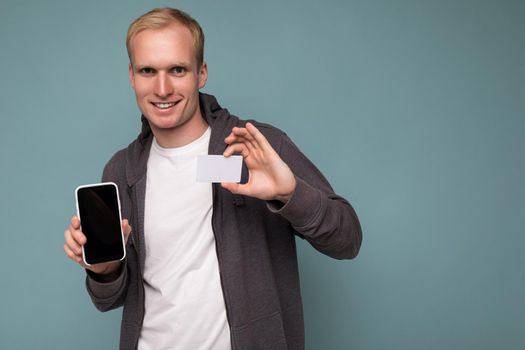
[126,7,205,67]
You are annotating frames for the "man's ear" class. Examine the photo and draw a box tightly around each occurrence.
[198,62,208,89]
[128,63,135,89]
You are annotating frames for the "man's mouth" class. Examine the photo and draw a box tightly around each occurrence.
[151,101,177,110]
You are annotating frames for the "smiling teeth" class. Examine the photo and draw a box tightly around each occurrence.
[154,102,175,109]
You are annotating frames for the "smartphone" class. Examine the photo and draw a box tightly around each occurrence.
[75,182,126,265]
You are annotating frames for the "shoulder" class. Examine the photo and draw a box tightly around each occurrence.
[101,148,126,183]
[101,134,141,182]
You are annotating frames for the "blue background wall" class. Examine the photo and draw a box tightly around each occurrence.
[0,0,523,348]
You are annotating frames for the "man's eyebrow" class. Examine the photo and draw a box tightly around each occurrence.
[169,62,191,68]
[133,64,153,71]
[134,62,191,70]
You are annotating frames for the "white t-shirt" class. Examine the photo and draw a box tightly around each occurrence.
[138,127,231,350]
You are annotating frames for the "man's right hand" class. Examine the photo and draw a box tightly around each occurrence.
[63,215,132,276]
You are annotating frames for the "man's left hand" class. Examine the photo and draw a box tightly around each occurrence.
[222,122,296,203]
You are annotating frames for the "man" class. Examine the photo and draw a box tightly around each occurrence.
[63,7,361,350]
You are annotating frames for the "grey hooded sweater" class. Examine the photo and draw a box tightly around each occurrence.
[85,93,362,349]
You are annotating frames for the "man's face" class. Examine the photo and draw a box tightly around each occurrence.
[128,24,207,135]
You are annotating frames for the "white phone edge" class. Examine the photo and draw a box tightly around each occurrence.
[75,181,127,266]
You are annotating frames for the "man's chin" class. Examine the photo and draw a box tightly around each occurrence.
[152,121,181,131]
[144,114,179,130]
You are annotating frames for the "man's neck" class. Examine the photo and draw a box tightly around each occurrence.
[152,112,209,149]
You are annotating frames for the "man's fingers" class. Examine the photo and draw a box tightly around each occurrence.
[226,124,273,156]
[230,127,262,151]
[228,123,271,152]
[64,243,82,264]
[71,215,80,229]
[224,143,250,158]
[65,225,86,246]
[221,182,238,193]
[232,126,256,142]
[64,229,82,255]
[246,122,272,151]
[64,216,85,265]
[71,227,86,246]
[221,182,250,196]
[122,219,132,242]
[225,131,257,148]
[224,135,256,154]
[224,131,239,144]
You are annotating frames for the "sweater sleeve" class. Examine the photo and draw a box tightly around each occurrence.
[85,262,129,312]
[267,133,362,260]
[84,150,130,312]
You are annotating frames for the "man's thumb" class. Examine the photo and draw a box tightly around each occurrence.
[122,219,132,242]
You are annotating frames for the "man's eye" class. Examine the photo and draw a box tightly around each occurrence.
[172,67,186,75]
[140,68,154,75]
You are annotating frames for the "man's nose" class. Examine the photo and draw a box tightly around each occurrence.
[153,73,173,98]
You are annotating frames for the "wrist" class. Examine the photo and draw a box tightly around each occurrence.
[275,176,297,203]
[88,261,123,282]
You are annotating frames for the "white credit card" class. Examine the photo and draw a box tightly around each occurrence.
[196,155,243,183]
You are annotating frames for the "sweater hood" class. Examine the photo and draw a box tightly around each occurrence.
[125,92,239,186]
[138,92,228,144]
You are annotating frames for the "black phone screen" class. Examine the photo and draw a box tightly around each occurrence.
[76,183,125,265]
